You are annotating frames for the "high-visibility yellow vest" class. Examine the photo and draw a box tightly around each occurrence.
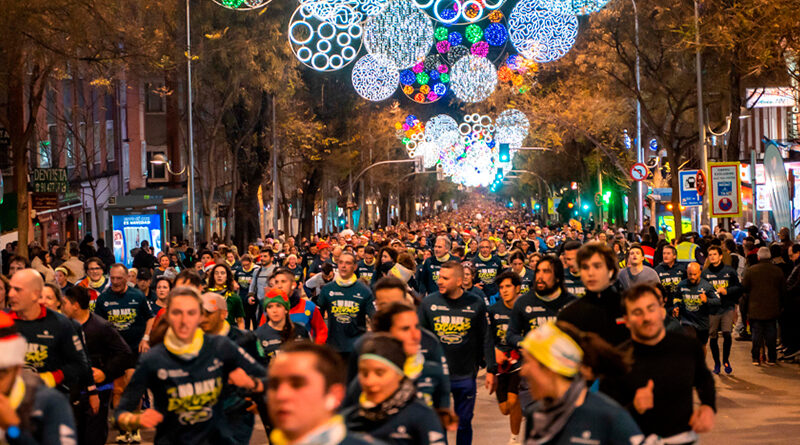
[676,242,698,262]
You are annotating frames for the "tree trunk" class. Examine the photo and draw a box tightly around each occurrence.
[379,192,390,229]
[299,167,321,239]
[727,60,742,162]
[8,55,29,256]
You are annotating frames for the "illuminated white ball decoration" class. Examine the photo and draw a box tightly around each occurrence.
[351,54,400,101]
[450,55,498,103]
[413,0,506,25]
[214,0,272,11]
[289,5,363,72]
[569,0,610,15]
[419,141,441,168]
[425,114,459,149]
[495,108,530,147]
[363,0,435,69]
[508,0,578,63]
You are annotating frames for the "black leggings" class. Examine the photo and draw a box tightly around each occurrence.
[709,332,732,365]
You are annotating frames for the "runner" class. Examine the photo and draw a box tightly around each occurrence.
[602,284,716,443]
[673,262,721,355]
[205,263,246,329]
[417,236,452,296]
[355,246,377,285]
[485,271,523,445]
[654,245,686,310]
[559,241,586,298]
[266,268,328,344]
[472,239,504,303]
[115,286,266,444]
[518,322,644,444]
[0,312,78,444]
[507,252,535,296]
[254,288,309,363]
[317,252,375,361]
[702,246,742,374]
[419,261,487,445]
[343,334,447,445]
[235,254,259,330]
[76,257,110,311]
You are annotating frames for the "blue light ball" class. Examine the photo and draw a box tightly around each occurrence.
[433,83,447,96]
[429,69,440,80]
[484,23,507,47]
[448,32,463,47]
[399,70,416,85]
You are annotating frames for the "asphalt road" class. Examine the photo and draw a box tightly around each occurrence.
[112,339,800,444]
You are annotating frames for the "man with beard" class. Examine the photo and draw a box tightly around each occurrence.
[560,241,586,298]
[654,245,686,310]
[472,239,504,302]
[602,284,716,443]
[702,246,742,374]
[419,261,487,445]
[417,236,453,296]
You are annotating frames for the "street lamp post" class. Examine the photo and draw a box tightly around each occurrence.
[186,0,197,246]
[631,0,643,231]
[694,0,709,226]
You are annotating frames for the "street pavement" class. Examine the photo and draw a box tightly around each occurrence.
[112,339,800,444]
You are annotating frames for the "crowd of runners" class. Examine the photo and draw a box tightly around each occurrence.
[0,197,798,444]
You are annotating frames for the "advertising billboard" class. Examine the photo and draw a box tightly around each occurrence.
[111,214,163,267]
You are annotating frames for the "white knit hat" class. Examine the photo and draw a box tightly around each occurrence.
[0,312,28,369]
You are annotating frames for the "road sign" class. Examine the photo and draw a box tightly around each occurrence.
[709,162,742,217]
[594,192,601,206]
[630,163,648,181]
[679,170,702,206]
[32,168,68,193]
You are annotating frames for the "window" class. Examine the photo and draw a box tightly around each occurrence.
[145,83,165,113]
[64,126,75,168]
[93,122,101,164]
[106,120,115,161]
[41,124,57,168]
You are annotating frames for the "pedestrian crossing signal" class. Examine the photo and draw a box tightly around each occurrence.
[499,144,510,163]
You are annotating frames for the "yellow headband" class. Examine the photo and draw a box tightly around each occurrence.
[519,323,583,378]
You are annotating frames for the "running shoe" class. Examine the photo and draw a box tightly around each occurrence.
[115,432,131,444]
[712,363,721,375]
[765,361,777,366]
[724,362,732,374]
[130,430,141,444]
[752,361,760,366]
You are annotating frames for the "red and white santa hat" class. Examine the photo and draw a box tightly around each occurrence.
[0,312,27,369]
[203,260,217,274]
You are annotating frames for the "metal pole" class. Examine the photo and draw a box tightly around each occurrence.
[751,149,757,226]
[598,168,603,222]
[186,0,196,246]
[272,96,279,237]
[695,0,709,226]
[632,0,643,231]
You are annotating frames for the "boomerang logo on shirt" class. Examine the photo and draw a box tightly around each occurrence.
[25,343,49,368]
[330,300,360,324]
[107,308,138,330]
[433,315,472,344]
[477,268,499,284]
[528,315,557,331]
[166,377,222,425]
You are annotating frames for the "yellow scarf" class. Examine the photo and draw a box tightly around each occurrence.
[89,276,106,289]
[164,328,204,360]
[8,375,25,410]
[334,274,358,287]
[404,352,424,379]
[269,415,347,445]
[478,253,493,262]
[435,253,450,263]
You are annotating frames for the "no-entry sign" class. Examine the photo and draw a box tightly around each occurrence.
[630,163,648,181]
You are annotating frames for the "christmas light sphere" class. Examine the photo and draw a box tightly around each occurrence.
[363,0,435,69]
[569,0,610,15]
[413,0,507,25]
[298,0,390,23]
[450,55,497,103]
[213,0,272,11]
[495,108,530,146]
[425,114,460,149]
[289,5,363,72]
[508,0,578,63]
[419,141,441,168]
[351,54,400,101]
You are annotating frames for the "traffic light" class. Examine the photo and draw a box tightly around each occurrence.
[496,169,504,181]
[534,203,541,210]
[567,202,574,209]
[602,191,611,204]
[414,156,423,173]
[570,182,578,190]
[498,144,510,163]
[582,204,589,211]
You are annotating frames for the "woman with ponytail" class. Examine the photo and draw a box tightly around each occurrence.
[518,321,643,445]
[254,288,309,364]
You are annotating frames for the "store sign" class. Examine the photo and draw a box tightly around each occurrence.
[746,87,796,108]
[31,193,59,210]
[32,168,68,193]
